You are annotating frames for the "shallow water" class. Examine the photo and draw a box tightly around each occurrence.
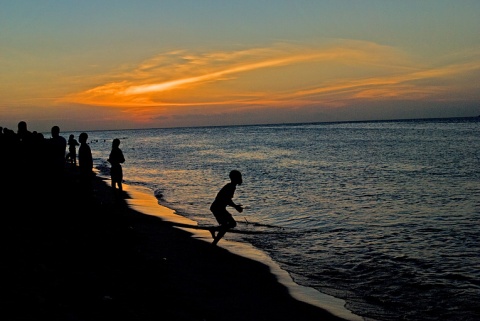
[82,117,479,321]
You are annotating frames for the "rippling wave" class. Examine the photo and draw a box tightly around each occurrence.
[87,117,479,321]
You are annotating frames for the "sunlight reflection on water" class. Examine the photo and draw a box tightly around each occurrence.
[85,118,479,321]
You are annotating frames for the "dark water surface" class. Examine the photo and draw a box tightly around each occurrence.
[85,117,479,321]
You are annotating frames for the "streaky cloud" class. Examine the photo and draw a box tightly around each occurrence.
[61,40,480,112]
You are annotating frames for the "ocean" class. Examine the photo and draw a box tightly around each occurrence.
[76,117,478,321]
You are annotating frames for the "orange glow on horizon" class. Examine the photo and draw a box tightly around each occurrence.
[58,41,480,125]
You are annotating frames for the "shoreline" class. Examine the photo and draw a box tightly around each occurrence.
[121,183,364,321]
[2,168,359,321]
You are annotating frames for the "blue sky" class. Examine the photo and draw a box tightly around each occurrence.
[1,1,479,131]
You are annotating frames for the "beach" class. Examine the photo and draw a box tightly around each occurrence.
[1,166,352,321]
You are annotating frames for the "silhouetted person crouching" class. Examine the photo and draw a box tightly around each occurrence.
[209,170,244,246]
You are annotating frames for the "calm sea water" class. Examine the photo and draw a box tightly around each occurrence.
[80,117,478,321]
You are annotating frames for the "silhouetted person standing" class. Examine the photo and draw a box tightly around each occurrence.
[66,134,79,166]
[48,126,67,181]
[16,121,33,144]
[209,170,244,246]
[78,132,93,194]
[15,121,34,178]
[107,138,125,192]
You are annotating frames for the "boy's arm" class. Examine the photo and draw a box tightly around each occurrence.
[227,199,243,213]
[219,184,243,212]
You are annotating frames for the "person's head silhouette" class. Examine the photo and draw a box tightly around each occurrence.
[79,132,88,144]
[229,170,243,185]
[51,126,60,138]
[17,121,28,134]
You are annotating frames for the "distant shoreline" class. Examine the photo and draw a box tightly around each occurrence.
[54,115,479,134]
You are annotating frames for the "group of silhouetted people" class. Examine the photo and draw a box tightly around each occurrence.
[0,121,125,198]
[1,120,245,246]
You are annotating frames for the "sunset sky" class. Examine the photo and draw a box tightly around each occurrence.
[1,1,479,132]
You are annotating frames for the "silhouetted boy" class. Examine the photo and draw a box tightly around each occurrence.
[209,170,243,246]
[66,134,79,166]
[107,138,125,191]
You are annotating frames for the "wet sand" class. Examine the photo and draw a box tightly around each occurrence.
[1,169,354,321]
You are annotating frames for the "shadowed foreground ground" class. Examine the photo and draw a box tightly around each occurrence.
[1,168,348,321]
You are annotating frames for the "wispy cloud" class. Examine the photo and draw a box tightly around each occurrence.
[61,40,480,114]
[290,59,480,103]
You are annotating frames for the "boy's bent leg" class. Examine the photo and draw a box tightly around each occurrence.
[208,227,216,239]
[212,227,228,246]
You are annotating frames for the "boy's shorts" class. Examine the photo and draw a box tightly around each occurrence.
[212,209,237,228]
